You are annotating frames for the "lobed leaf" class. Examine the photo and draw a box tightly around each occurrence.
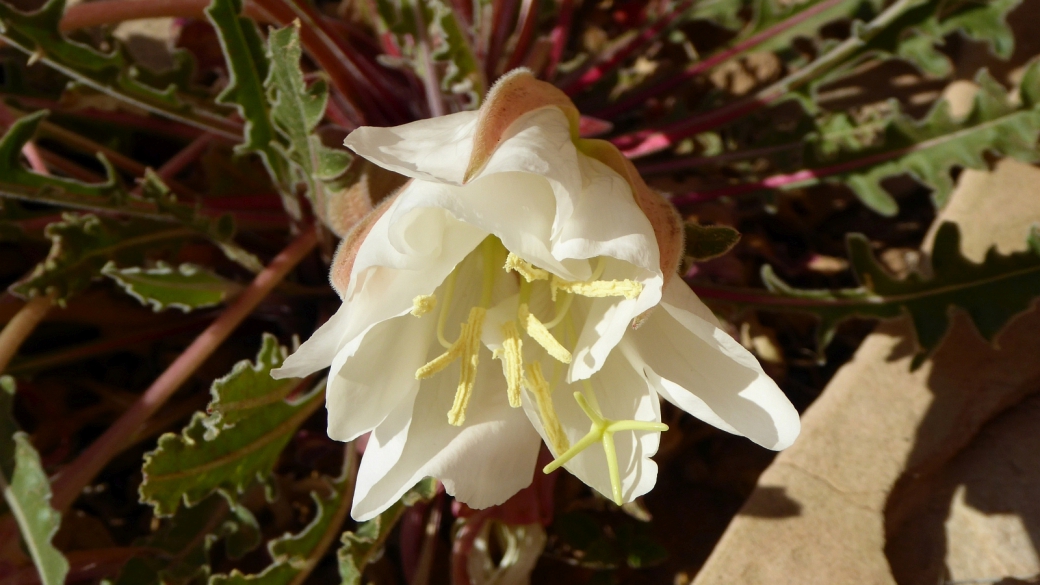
[207,0,298,219]
[338,478,438,585]
[0,0,239,140]
[139,334,324,516]
[759,222,1040,366]
[10,213,201,303]
[807,63,1040,215]
[109,493,260,585]
[428,0,484,102]
[0,377,68,585]
[266,25,352,219]
[101,261,242,313]
[210,461,355,585]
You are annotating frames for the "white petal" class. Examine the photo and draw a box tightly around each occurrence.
[343,111,478,185]
[340,195,487,348]
[567,259,662,382]
[388,172,588,281]
[351,348,542,521]
[552,154,660,276]
[271,302,352,379]
[622,279,800,450]
[325,312,436,442]
[521,351,660,504]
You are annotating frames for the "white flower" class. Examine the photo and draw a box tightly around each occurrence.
[272,70,800,521]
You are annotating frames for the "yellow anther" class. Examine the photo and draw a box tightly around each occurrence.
[524,362,570,454]
[550,276,642,301]
[542,391,669,506]
[504,253,549,282]
[518,304,571,364]
[415,307,487,426]
[410,294,437,317]
[496,321,524,407]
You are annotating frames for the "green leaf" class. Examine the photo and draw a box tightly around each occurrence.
[338,478,437,585]
[210,456,356,585]
[109,493,260,585]
[879,0,1022,77]
[807,63,1040,215]
[684,222,741,262]
[0,110,122,205]
[266,24,352,215]
[0,377,68,585]
[140,334,324,517]
[760,222,1040,366]
[745,0,885,57]
[0,0,240,140]
[102,261,243,312]
[10,213,201,303]
[206,0,297,218]
[428,0,483,102]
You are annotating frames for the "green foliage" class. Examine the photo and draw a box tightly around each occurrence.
[685,222,741,262]
[807,63,1040,215]
[10,213,201,303]
[876,0,1022,77]
[102,261,242,312]
[427,0,484,102]
[747,0,885,56]
[0,110,121,206]
[0,0,238,140]
[266,25,352,214]
[373,0,483,104]
[338,478,438,585]
[761,222,1040,367]
[140,334,324,516]
[210,468,354,585]
[110,494,260,585]
[0,377,68,585]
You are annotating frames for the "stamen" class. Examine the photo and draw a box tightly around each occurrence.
[524,362,569,454]
[542,391,669,506]
[410,294,437,317]
[504,253,549,282]
[551,276,642,301]
[518,304,571,364]
[415,307,487,426]
[497,321,524,407]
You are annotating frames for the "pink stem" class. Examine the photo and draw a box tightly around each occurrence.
[20,142,48,174]
[543,0,573,80]
[503,0,539,73]
[636,141,800,175]
[559,0,695,95]
[593,0,847,119]
[670,144,910,206]
[486,0,519,80]
[614,95,773,158]
[0,295,55,375]
[46,227,317,512]
[6,96,222,141]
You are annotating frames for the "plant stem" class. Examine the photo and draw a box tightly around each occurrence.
[0,294,55,375]
[46,227,317,512]
[592,0,848,119]
[559,0,696,96]
[612,0,919,158]
[543,0,573,80]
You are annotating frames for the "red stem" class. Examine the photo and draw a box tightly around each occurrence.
[486,0,519,80]
[592,0,847,119]
[503,0,540,73]
[47,227,317,512]
[613,95,774,158]
[670,144,910,206]
[543,0,573,80]
[559,0,696,95]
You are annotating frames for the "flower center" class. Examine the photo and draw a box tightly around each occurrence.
[406,237,664,503]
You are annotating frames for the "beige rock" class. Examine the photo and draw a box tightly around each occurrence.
[692,158,1040,584]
